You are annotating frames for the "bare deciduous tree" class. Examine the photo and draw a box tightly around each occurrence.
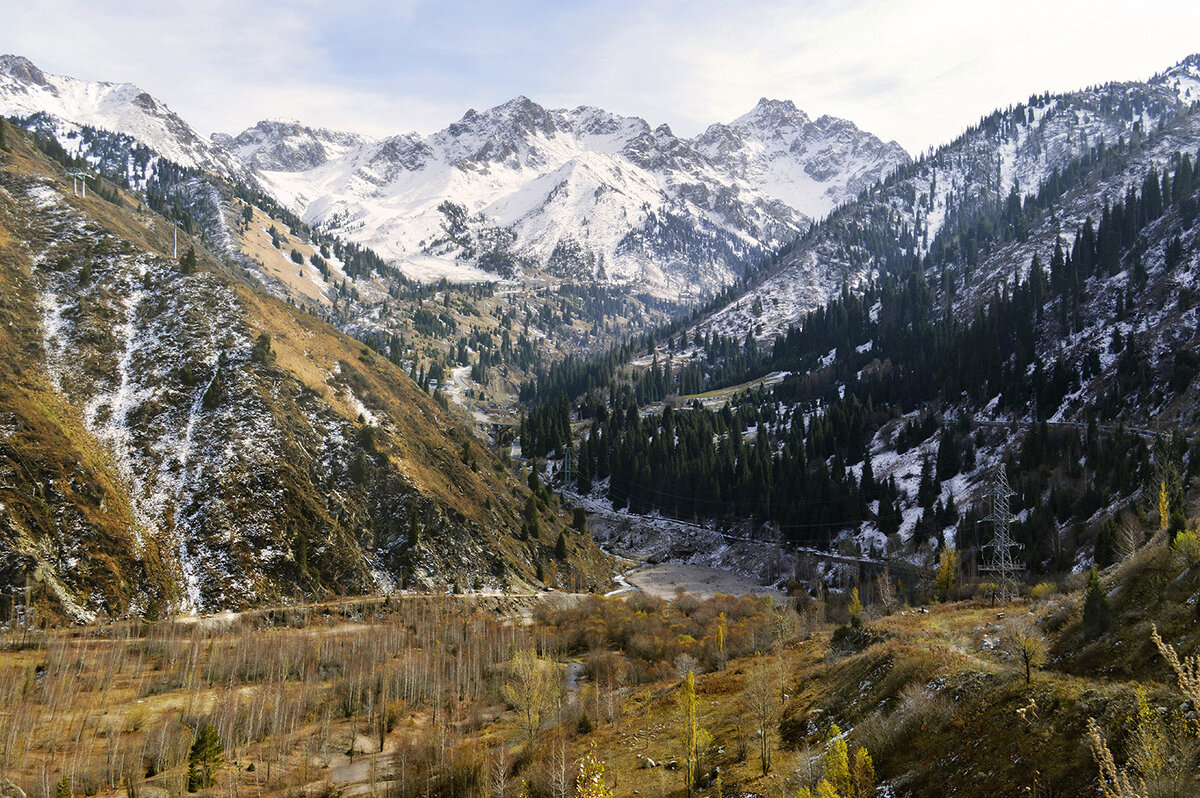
[741,656,778,775]
[1002,621,1047,684]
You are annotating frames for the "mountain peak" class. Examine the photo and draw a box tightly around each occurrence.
[0,53,49,86]
[733,98,810,129]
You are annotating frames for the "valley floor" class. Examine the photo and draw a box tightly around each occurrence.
[4,527,1196,798]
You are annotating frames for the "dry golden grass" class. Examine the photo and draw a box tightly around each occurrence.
[236,204,331,306]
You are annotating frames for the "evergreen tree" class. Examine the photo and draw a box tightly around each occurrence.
[859,450,876,501]
[55,777,71,798]
[1094,519,1117,568]
[179,244,197,275]
[1082,568,1111,638]
[407,504,419,548]
[555,531,568,560]
[187,723,224,792]
[935,433,960,482]
[524,496,540,539]
[251,332,274,363]
[917,455,938,509]
[0,118,8,152]
[878,484,901,538]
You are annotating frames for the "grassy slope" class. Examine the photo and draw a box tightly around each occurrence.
[562,540,1199,798]
[0,123,611,618]
[0,131,178,617]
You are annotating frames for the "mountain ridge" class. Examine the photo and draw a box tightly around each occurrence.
[0,54,909,294]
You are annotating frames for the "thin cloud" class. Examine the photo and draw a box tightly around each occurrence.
[2,0,1198,151]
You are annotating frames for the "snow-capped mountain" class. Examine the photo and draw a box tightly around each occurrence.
[0,54,250,181]
[704,54,1200,340]
[0,53,909,294]
[237,96,909,292]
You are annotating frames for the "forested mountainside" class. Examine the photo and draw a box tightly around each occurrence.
[0,120,609,620]
[704,54,1200,340]
[521,56,1200,578]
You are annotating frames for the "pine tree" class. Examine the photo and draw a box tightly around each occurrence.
[555,531,568,560]
[187,723,224,792]
[525,496,540,539]
[55,776,71,798]
[1082,568,1111,638]
[1095,519,1118,567]
[917,455,938,509]
[179,244,197,275]
[0,118,8,152]
[878,488,901,537]
[851,446,871,496]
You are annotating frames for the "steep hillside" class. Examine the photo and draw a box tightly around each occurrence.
[706,54,1200,339]
[0,121,610,619]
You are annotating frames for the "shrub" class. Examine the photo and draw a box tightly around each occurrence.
[1029,581,1057,602]
[1172,527,1200,568]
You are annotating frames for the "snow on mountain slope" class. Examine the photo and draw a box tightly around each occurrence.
[0,131,611,615]
[696,98,910,217]
[705,54,1200,340]
[0,54,908,295]
[0,54,249,180]
[234,96,909,294]
[213,118,371,172]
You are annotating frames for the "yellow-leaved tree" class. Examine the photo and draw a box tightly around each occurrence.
[934,547,959,600]
[1160,480,1170,532]
[848,587,864,625]
[851,746,876,798]
[501,648,558,741]
[678,669,698,797]
[823,724,851,797]
[574,747,612,798]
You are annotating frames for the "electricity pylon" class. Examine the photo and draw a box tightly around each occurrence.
[982,463,1023,603]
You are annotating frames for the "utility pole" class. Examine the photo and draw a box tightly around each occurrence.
[66,169,88,197]
[563,443,574,487]
[982,464,1023,603]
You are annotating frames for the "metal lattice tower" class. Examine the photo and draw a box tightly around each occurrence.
[982,464,1023,603]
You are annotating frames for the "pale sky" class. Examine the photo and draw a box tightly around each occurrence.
[4,0,1199,154]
